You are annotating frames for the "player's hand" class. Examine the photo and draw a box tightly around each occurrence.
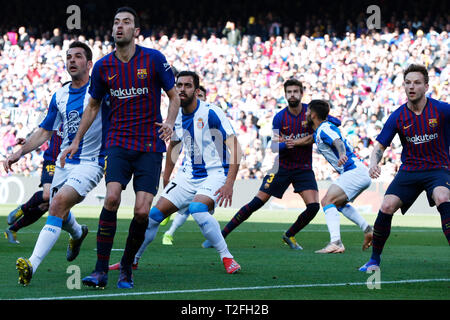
[285,134,295,148]
[59,142,79,168]
[15,138,26,146]
[337,155,348,167]
[214,182,234,208]
[156,122,173,142]
[3,151,21,173]
[369,165,381,179]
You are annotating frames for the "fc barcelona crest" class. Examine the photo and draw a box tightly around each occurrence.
[302,121,308,127]
[137,68,148,79]
[428,118,438,128]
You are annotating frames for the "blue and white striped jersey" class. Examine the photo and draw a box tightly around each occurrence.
[313,121,359,174]
[173,99,236,179]
[39,81,109,167]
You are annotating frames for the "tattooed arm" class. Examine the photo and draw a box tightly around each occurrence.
[332,138,348,167]
[369,142,387,179]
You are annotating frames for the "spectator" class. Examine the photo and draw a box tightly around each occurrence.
[222,21,242,46]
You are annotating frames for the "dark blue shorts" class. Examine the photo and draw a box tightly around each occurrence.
[39,160,56,187]
[385,169,450,214]
[259,168,318,199]
[104,146,162,195]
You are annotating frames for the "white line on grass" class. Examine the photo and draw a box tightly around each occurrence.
[12,278,450,300]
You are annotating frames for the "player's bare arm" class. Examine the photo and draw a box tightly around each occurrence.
[157,87,180,142]
[60,97,101,167]
[369,142,387,179]
[3,128,52,173]
[162,139,182,188]
[215,135,242,207]
[288,134,313,148]
[332,138,348,166]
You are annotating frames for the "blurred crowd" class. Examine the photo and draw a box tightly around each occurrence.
[1,4,449,182]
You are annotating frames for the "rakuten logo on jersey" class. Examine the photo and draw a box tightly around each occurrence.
[406,133,438,144]
[110,87,149,99]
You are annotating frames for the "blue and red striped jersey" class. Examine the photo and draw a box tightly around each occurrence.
[89,45,175,153]
[272,104,313,170]
[43,126,63,162]
[377,98,450,171]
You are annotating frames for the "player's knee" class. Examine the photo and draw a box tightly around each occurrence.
[380,200,398,214]
[42,190,50,202]
[149,206,166,224]
[434,194,450,207]
[48,196,69,218]
[188,202,209,215]
[133,210,149,223]
[320,198,328,208]
[307,202,320,214]
[104,193,121,211]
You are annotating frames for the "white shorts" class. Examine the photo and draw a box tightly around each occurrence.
[334,160,371,202]
[162,171,226,212]
[50,162,104,201]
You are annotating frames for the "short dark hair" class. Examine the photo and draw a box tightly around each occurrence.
[177,71,200,89]
[308,100,330,120]
[404,64,429,84]
[115,7,140,28]
[198,85,207,95]
[68,41,93,61]
[283,78,304,93]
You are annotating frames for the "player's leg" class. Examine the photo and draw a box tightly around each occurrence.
[315,184,347,253]
[334,163,373,249]
[283,189,319,250]
[283,170,320,250]
[219,170,290,241]
[115,152,163,288]
[6,183,52,242]
[92,182,122,275]
[119,190,154,273]
[139,196,179,255]
[18,185,81,286]
[190,194,240,274]
[338,204,373,249]
[220,190,270,239]
[163,208,190,245]
[360,170,424,271]
[432,185,450,245]
[84,147,132,288]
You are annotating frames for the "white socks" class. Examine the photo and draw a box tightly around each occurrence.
[338,204,369,231]
[166,212,189,236]
[192,211,233,260]
[323,204,341,243]
[134,217,160,263]
[62,211,82,239]
[29,216,63,274]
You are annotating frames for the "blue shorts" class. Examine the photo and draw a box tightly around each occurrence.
[385,169,450,214]
[104,146,162,195]
[259,168,318,199]
[39,160,56,187]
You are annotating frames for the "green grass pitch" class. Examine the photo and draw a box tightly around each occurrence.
[0,204,449,301]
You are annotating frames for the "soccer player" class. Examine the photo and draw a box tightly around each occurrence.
[160,84,208,246]
[61,7,180,289]
[3,41,108,286]
[203,79,341,250]
[4,128,63,244]
[359,64,450,272]
[306,100,373,253]
[122,71,242,274]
